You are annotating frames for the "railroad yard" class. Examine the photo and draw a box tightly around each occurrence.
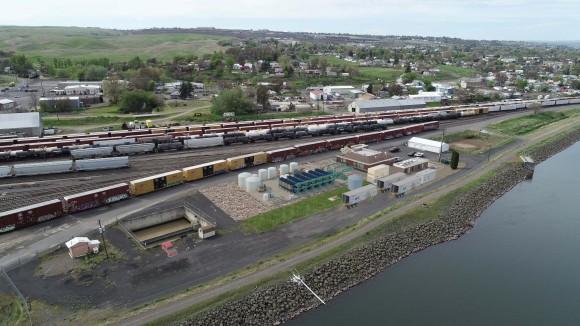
[0,105,577,326]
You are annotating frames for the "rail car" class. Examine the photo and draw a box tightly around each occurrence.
[0,122,438,233]
[0,157,130,178]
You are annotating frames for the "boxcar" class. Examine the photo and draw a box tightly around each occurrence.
[0,199,64,232]
[327,136,359,149]
[183,160,227,181]
[403,124,423,135]
[63,183,130,213]
[266,147,298,163]
[294,140,329,156]
[129,170,184,196]
[226,152,267,171]
[357,131,384,144]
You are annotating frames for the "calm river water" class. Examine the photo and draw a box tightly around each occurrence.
[291,142,580,326]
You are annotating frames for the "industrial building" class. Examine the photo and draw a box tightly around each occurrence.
[408,137,449,153]
[57,81,102,90]
[64,84,102,95]
[347,98,426,113]
[0,99,16,111]
[336,148,395,171]
[392,158,429,174]
[0,112,43,137]
[323,85,355,95]
[39,96,82,109]
[409,92,443,103]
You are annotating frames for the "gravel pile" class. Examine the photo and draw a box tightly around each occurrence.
[181,130,579,326]
[201,183,272,221]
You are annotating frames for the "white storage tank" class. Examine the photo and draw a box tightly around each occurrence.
[267,167,277,179]
[262,193,270,201]
[289,162,299,173]
[246,176,262,192]
[258,169,268,181]
[347,174,363,190]
[279,164,289,175]
[238,172,252,189]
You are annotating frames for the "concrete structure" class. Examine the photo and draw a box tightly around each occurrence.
[336,148,395,171]
[65,237,100,258]
[347,98,426,113]
[0,112,43,137]
[392,158,429,174]
[408,137,449,153]
[409,92,442,103]
[0,99,16,110]
[323,85,355,95]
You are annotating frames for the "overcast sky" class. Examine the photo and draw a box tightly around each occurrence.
[3,0,579,41]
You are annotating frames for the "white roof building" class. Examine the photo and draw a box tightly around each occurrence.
[408,137,449,153]
[0,112,43,137]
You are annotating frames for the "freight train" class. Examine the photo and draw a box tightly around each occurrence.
[0,156,130,178]
[0,121,438,233]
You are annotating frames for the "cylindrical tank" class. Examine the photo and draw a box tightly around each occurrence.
[258,169,268,181]
[238,172,252,189]
[347,174,363,190]
[289,162,299,173]
[246,176,262,192]
[262,193,270,201]
[252,174,259,178]
[279,164,289,175]
[268,167,277,179]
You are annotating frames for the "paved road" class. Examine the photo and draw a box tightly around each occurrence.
[114,117,579,325]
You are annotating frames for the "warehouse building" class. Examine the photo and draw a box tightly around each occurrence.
[39,96,82,109]
[336,148,395,171]
[409,91,443,103]
[323,85,355,95]
[347,98,426,113]
[408,137,449,153]
[0,112,43,137]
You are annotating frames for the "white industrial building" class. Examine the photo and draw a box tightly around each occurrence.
[323,85,355,95]
[408,137,449,153]
[64,84,102,95]
[0,112,43,137]
[409,91,443,103]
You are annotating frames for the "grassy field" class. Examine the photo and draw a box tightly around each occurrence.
[489,109,580,135]
[42,116,124,127]
[434,65,477,80]
[0,26,230,62]
[244,186,348,233]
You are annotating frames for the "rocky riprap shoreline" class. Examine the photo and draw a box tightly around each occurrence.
[179,128,579,326]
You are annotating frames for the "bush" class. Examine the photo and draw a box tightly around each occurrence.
[119,90,164,113]
[450,150,459,170]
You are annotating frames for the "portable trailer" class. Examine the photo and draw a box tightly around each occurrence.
[342,185,378,208]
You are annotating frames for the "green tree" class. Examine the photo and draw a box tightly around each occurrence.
[211,88,256,116]
[179,81,194,99]
[450,150,459,170]
[516,79,528,91]
[387,83,403,96]
[103,78,128,104]
[84,65,108,81]
[256,86,270,110]
[367,83,373,94]
[119,90,163,113]
[225,55,236,72]
[39,98,74,120]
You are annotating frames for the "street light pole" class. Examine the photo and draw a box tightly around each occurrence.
[98,219,109,259]
[438,128,445,163]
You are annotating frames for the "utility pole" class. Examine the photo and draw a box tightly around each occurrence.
[98,219,109,259]
[437,128,445,163]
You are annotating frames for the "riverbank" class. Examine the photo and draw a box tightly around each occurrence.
[175,127,579,326]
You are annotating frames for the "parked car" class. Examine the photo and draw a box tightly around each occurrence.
[414,152,424,157]
[394,157,403,162]
[408,151,416,157]
[389,146,400,153]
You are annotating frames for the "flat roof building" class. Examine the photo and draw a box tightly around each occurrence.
[336,148,395,171]
[392,157,429,174]
[0,112,43,137]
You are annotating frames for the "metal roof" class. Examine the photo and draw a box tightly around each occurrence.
[0,112,41,129]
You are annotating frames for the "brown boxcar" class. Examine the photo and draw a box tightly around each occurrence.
[63,183,131,214]
[266,147,298,163]
[0,199,64,233]
[294,140,329,156]
[327,135,359,150]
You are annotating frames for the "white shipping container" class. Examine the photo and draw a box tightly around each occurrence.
[70,146,114,159]
[184,136,224,149]
[75,156,130,171]
[342,184,378,206]
[392,176,420,195]
[376,172,407,191]
[416,168,437,185]
[13,160,73,176]
[115,143,155,154]
[0,166,12,178]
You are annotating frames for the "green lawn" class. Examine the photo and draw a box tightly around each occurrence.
[244,186,348,233]
[42,116,124,127]
[489,109,580,135]
[434,65,477,80]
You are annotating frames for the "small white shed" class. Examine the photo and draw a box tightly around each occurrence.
[198,225,216,239]
[408,137,449,153]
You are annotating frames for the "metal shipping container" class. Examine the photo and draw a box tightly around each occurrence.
[342,184,378,208]
[0,199,64,232]
[376,172,407,191]
[75,156,130,171]
[63,183,130,213]
[129,170,184,196]
[392,176,421,195]
[183,160,227,181]
[0,166,12,178]
[115,143,156,155]
[13,160,74,176]
[71,146,114,159]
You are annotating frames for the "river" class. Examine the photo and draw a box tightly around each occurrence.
[290,142,580,326]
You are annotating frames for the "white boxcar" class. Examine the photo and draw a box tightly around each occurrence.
[342,184,378,208]
[0,166,12,178]
[391,176,421,195]
[184,136,224,149]
[71,146,114,159]
[555,99,570,105]
[93,138,136,147]
[568,98,580,104]
[13,160,74,176]
[115,143,155,155]
[376,172,407,191]
[500,104,517,111]
[75,156,130,171]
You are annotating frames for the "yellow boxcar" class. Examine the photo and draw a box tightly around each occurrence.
[129,170,184,196]
[183,160,227,181]
[226,152,267,171]
[129,178,154,196]
[164,170,185,187]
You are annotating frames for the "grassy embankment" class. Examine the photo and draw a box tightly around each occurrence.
[436,130,514,155]
[488,109,580,136]
[0,293,25,326]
